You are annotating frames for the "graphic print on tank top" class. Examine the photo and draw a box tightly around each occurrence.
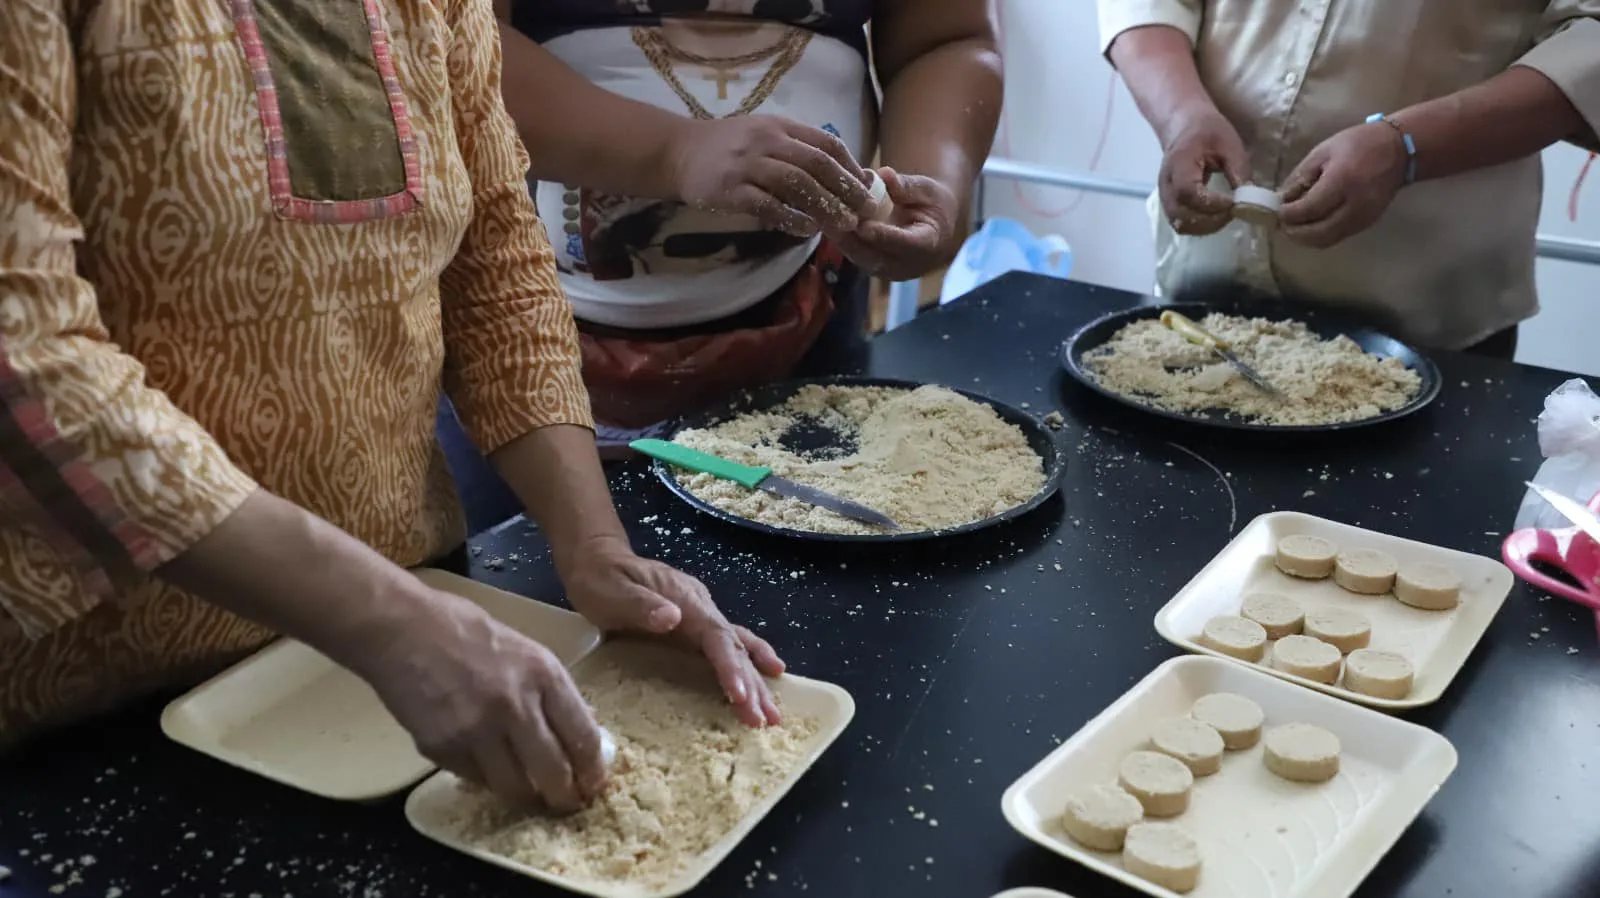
[520,1,872,325]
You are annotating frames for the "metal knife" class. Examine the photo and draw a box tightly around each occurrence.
[1159,310,1285,398]
[631,439,902,531]
[1525,481,1600,545]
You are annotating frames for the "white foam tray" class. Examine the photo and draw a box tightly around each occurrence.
[405,641,857,898]
[160,569,605,801]
[1154,511,1514,709]
[991,890,1078,898]
[1002,655,1457,898]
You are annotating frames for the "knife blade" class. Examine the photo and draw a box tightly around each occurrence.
[631,439,902,531]
[1159,310,1285,398]
[1526,481,1600,545]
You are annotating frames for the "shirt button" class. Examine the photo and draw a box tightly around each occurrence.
[1284,72,1298,86]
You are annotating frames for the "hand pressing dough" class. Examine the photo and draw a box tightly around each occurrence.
[1199,615,1268,662]
[1060,784,1146,851]
[1150,717,1225,776]
[1263,722,1341,783]
[1394,562,1462,611]
[1334,548,1399,595]
[1123,823,1202,894]
[1344,649,1415,699]
[1275,534,1338,579]
[1271,635,1343,684]
[1190,693,1264,750]
[1241,592,1305,639]
[1118,750,1194,818]
[1304,607,1372,654]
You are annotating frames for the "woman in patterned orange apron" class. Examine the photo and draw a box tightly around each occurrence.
[0,0,779,809]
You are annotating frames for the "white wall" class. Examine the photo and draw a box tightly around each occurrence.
[988,0,1597,376]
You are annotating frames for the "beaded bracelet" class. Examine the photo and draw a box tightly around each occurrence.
[1365,112,1418,184]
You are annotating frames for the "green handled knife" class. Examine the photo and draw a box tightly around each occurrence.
[631,439,902,531]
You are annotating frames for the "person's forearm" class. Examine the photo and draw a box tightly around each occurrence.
[158,490,441,677]
[496,20,690,199]
[490,424,631,576]
[1391,65,1584,183]
[1107,25,1220,148]
[876,38,1002,198]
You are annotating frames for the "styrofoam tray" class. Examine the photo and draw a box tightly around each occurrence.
[404,640,857,898]
[1002,655,1457,898]
[991,889,1078,898]
[1154,512,1514,709]
[160,568,603,801]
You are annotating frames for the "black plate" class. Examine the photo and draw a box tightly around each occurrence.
[1060,298,1443,433]
[648,376,1067,543]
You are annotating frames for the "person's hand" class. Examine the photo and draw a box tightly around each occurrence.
[834,167,963,281]
[357,592,608,812]
[668,115,873,237]
[560,538,785,726]
[1278,122,1409,248]
[1158,110,1250,236]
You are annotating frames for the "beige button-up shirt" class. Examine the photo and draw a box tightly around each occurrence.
[1099,0,1600,349]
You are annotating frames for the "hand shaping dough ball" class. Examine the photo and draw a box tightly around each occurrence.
[1060,784,1146,851]
[1241,592,1305,639]
[1394,562,1462,611]
[863,170,893,221]
[1123,823,1202,894]
[1118,750,1194,818]
[1199,615,1268,662]
[1150,717,1226,777]
[1343,649,1415,699]
[1275,534,1338,579]
[1271,635,1343,684]
[1190,693,1265,750]
[1334,548,1399,595]
[1263,722,1341,783]
[1303,607,1373,654]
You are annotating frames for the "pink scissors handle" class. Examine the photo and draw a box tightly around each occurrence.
[1503,489,1600,641]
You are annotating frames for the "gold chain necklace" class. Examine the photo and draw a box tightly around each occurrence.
[631,27,812,117]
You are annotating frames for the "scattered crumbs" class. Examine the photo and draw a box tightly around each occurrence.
[841,801,849,808]
[1383,472,1394,479]
[924,857,934,865]
[680,527,692,535]
[1542,626,1550,632]
[1053,563,1062,572]
[923,784,934,792]
[0,866,9,881]
[790,571,801,580]
[985,585,993,591]
[929,819,939,827]
[1303,490,1315,498]
[1043,411,1065,430]
[1531,632,1543,640]
[1020,402,1031,409]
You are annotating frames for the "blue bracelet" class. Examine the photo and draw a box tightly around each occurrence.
[1365,112,1417,184]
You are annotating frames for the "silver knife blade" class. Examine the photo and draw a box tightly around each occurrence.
[759,475,902,531]
[1526,481,1600,545]
[1215,347,1284,398]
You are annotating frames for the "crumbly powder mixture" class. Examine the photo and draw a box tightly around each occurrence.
[672,384,1047,535]
[1084,314,1422,426]
[449,644,820,890]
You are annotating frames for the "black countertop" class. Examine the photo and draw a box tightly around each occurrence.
[3,274,1597,898]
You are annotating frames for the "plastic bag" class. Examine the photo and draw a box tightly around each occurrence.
[938,216,1072,305]
[1513,378,1600,530]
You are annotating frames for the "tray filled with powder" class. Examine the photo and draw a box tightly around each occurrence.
[644,376,1066,542]
[1060,297,1441,433]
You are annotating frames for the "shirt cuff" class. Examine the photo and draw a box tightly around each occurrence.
[1515,17,1600,151]
[1098,0,1201,57]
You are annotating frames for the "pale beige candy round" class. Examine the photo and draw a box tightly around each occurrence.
[1060,783,1145,851]
[1199,615,1268,662]
[1118,750,1194,818]
[1241,592,1305,639]
[863,171,893,221]
[1263,722,1341,783]
[1123,822,1202,894]
[1150,717,1225,777]
[1334,547,1399,594]
[1191,693,1265,750]
[1304,607,1372,654]
[1394,562,1462,611]
[1271,634,1343,684]
[1275,534,1338,579]
[1343,649,1415,699]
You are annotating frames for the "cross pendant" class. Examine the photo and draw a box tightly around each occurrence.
[704,67,740,101]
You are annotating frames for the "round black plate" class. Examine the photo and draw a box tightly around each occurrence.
[648,376,1066,543]
[1060,299,1443,433]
